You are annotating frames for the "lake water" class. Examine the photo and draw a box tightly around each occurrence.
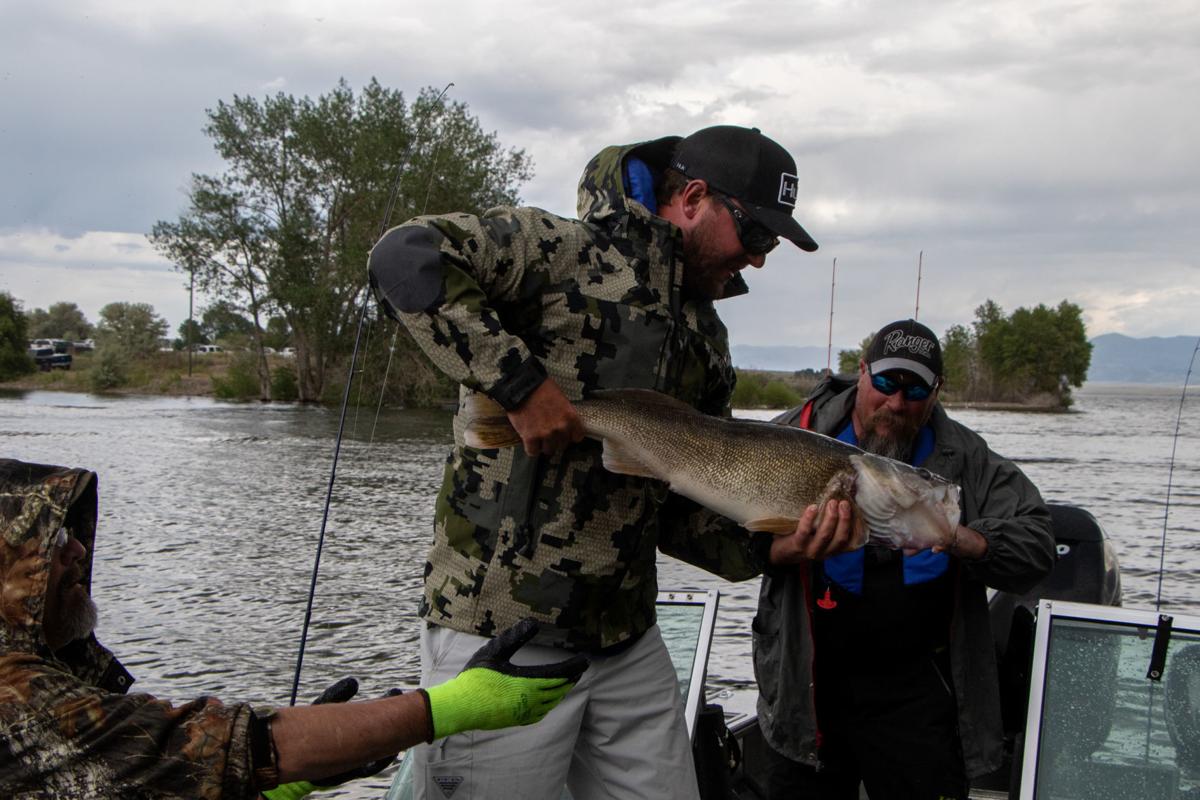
[2,383,1197,797]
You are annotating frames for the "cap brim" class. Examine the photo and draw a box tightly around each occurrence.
[869,358,937,388]
[745,203,818,252]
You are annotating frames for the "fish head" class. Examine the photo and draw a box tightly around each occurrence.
[849,452,961,549]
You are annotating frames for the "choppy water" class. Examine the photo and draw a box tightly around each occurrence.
[2,383,1197,797]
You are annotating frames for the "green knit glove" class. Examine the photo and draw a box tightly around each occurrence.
[262,780,316,800]
[423,619,589,740]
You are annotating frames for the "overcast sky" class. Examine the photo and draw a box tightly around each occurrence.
[2,0,1197,353]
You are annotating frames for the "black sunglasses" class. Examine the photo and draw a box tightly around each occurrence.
[869,369,937,401]
[713,194,779,256]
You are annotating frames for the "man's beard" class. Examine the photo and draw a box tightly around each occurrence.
[57,594,98,645]
[859,407,921,460]
[681,220,739,301]
[44,569,99,649]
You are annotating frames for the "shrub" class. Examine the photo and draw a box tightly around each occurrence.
[0,292,35,381]
[270,363,299,401]
[212,352,261,400]
[89,346,129,391]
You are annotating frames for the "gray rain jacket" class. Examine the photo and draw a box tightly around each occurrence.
[752,376,1056,777]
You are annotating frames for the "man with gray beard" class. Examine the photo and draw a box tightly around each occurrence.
[0,460,587,800]
[751,319,1055,799]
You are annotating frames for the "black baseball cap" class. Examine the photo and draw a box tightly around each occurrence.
[671,125,818,252]
[864,319,944,387]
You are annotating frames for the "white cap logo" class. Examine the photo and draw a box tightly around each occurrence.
[778,173,798,207]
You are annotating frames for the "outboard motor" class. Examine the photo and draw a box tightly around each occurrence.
[975,503,1122,795]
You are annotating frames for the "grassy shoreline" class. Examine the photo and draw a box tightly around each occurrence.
[3,351,235,398]
[3,360,1070,411]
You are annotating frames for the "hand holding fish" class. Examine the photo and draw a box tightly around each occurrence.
[769,499,859,565]
[507,379,586,457]
[931,523,989,561]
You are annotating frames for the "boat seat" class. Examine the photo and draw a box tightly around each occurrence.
[1166,644,1200,775]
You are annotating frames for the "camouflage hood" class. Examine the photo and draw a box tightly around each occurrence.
[576,135,750,300]
[0,459,121,686]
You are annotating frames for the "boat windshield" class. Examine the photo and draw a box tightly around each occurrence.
[1022,601,1200,800]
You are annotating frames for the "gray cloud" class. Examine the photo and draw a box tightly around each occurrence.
[1,0,1196,343]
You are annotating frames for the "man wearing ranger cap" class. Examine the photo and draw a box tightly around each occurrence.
[753,319,1056,799]
[368,125,825,799]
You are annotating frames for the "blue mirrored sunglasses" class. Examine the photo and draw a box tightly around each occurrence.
[870,370,936,401]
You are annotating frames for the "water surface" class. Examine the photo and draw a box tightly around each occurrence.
[2,383,1196,797]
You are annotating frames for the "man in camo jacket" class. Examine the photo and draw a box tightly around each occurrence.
[0,459,587,799]
[369,125,821,799]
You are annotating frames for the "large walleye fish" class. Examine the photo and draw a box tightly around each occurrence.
[463,388,961,550]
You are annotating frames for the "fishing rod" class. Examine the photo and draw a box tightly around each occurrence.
[914,250,923,321]
[825,257,836,375]
[288,82,455,706]
[369,88,456,444]
[1154,334,1200,612]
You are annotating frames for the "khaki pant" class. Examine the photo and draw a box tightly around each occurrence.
[408,623,700,800]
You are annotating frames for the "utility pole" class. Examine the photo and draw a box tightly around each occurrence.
[187,268,194,377]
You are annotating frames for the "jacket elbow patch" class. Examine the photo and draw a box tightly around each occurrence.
[368,225,448,314]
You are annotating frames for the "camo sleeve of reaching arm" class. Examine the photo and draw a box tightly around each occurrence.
[0,656,265,799]
[369,208,573,409]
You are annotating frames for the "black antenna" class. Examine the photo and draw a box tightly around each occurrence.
[288,82,454,705]
[1154,335,1200,611]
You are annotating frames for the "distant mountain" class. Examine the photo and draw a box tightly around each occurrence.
[1087,334,1198,384]
[731,344,848,372]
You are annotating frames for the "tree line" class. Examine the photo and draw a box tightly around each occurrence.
[149,78,530,403]
[837,300,1092,407]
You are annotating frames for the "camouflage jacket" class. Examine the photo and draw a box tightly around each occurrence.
[0,460,274,799]
[369,135,770,651]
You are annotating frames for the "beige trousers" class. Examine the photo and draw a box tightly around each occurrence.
[407,623,700,800]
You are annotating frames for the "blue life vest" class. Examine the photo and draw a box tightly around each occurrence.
[819,422,948,594]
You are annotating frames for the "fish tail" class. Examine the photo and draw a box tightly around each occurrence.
[462,393,522,449]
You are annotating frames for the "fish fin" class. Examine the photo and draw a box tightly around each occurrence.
[462,393,522,449]
[600,440,659,479]
[850,514,870,549]
[744,517,801,534]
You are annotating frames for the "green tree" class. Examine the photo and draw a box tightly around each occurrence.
[95,302,168,355]
[263,316,291,351]
[940,324,974,397]
[201,300,255,345]
[837,333,874,374]
[176,318,208,349]
[0,292,35,380]
[27,302,93,341]
[998,301,1091,404]
[150,79,532,403]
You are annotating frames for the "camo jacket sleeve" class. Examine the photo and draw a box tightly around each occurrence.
[657,494,773,581]
[369,207,582,410]
[0,653,269,800]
